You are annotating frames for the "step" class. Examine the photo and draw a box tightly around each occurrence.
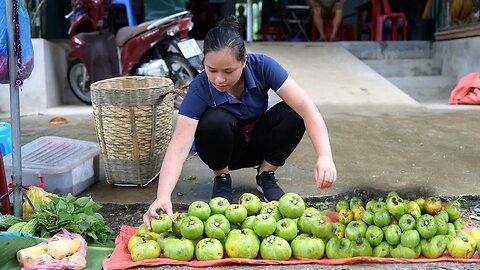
[363,58,442,77]
[388,75,458,102]
[342,41,432,60]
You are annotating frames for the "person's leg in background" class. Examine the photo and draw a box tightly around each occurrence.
[308,0,327,41]
[330,0,345,41]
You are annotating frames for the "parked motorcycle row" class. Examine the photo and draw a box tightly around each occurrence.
[66,0,203,108]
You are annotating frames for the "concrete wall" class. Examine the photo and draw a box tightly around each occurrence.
[433,36,480,80]
[0,39,67,115]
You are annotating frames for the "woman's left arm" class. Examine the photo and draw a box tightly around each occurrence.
[277,76,337,190]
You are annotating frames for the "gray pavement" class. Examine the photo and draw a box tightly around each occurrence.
[2,42,480,206]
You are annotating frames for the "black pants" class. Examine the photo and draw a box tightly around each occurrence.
[194,102,306,171]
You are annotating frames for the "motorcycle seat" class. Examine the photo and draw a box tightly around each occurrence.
[115,20,152,47]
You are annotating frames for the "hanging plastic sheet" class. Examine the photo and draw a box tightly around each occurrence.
[0,0,34,86]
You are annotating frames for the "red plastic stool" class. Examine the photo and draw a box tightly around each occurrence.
[262,26,282,41]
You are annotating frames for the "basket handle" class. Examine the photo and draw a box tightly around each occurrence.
[157,83,189,102]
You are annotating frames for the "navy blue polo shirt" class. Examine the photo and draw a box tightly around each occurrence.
[178,53,289,125]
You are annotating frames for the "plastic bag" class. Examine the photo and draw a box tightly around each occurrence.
[18,229,87,270]
[0,0,34,84]
[22,186,58,220]
[449,72,480,105]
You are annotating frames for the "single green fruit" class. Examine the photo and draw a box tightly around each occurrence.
[224,229,260,259]
[260,203,283,221]
[386,195,406,218]
[398,214,416,232]
[345,220,368,241]
[131,238,161,261]
[225,204,248,224]
[163,238,195,261]
[204,214,231,240]
[150,213,173,233]
[372,241,392,257]
[405,201,421,219]
[383,224,402,246]
[291,233,325,259]
[326,237,353,259]
[416,214,437,239]
[350,197,364,209]
[195,238,224,261]
[400,229,420,248]
[260,235,292,260]
[351,237,373,257]
[253,214,277,238]
[336,200,350,212]
[275,218,298,241]
[373,209,391,227]
[420,235,447,259]
[278,192,306,219]
[209,197,230,215]
[241,216,256,230]
[239,193,263,216]
[338,209,353,225]
[180,216,204,240]
[361,211,374,226]
[188,200,211,221]
[365,225,384,247]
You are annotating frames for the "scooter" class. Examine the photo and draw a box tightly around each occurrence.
[66,0,203,108]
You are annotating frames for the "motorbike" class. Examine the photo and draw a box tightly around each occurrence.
[66,0,203,108]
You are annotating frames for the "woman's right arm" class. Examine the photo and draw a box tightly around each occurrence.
[143,115,198,228]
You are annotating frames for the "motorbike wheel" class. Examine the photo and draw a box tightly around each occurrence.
[165,54,198,109]
[67,60,92,104]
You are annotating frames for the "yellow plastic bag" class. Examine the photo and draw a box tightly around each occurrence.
[22,186,58,220]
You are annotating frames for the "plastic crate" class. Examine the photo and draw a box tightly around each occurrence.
[2,136,100,196]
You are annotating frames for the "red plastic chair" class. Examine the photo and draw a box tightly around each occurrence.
[374,0,408,41]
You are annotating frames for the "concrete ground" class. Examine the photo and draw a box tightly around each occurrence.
[2,42,479,206]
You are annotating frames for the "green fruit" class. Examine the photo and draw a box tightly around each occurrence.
[365,200,376,212]
[241,216,256,230]
[330,222,346,240]
[361,211,374,226]
[351,237,373,257]
[400,230,420,248]
[163,238,195,261]
[365,225,384,247]
[390,244,420,259]
[311,215,333,239]
[291,233,325,259]
[387,192,398,199]
[345,220,368,241]
[416,214,437,239]
[434,215,448,235]
[209,197,230,215]
[128,235,145,253]
[338,209,353,225]
[195,238,224,261]
[405,201,421,219]
[303,207,321,217]
[336,200,350,212]
[188,201,211,221]
[350,197,364,209]
[372,201,387,213]
[398,214,416,232]
[436,210,450,223]
[225,229,260,259]
[180,216,204,240]
[445,198,462,221]
[278,192,306,219]
[447,223,456,237]
[454,218,465,231]
[373,209,391,227]
[253,214,277,238]
[275,218,298,241]
[383,224,402,246]
[386,195,406,218]
[204,214,231,240]
[297,212,318,234]
[172,212,188,237]
[326,238,353,259]
[135,223,150,236]
[420,235,447,259]
[416,198,425,214]
[239,193,263,216]
[156,231,177,253]
[447,234,475,258]
[260,204,282,221]
[260,235,292,260]
[131,238,161,261]
[372,241,392,257]
[150,213,173,233]
[225,204,248,224]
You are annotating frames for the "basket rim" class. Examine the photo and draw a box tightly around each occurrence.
[90,76,173,91]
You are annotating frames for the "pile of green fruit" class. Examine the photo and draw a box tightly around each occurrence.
[127,192,480,262]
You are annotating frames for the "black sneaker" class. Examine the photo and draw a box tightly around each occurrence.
[256,171,285,202]
[211,173,233,203]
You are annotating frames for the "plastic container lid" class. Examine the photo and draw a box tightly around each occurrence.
[2,136,100,174]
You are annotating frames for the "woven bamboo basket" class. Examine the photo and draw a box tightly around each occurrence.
[90,76,174,186]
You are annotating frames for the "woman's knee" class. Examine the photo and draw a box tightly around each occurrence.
[197,107,238,134]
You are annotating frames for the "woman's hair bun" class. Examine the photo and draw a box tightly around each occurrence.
[218,15,242,35]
